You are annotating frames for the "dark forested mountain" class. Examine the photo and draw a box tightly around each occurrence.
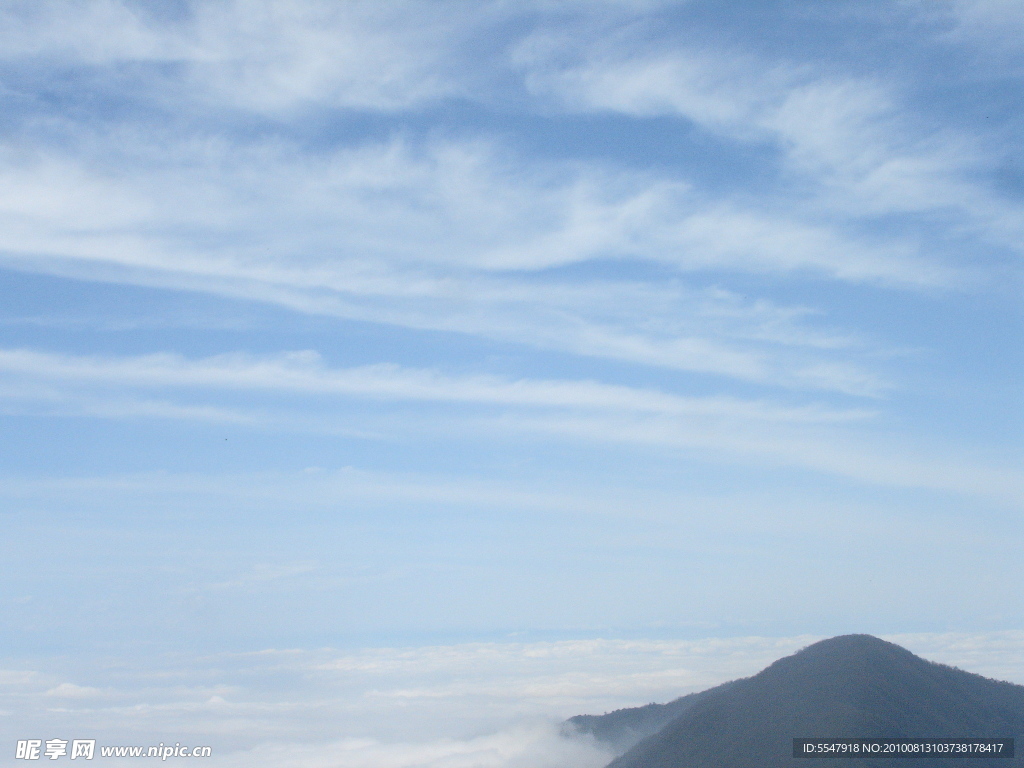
[565,681,743,753]
[567,635,1024,768]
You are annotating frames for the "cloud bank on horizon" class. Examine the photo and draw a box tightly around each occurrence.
[0,0,1022,660]
[3,632,1024,768]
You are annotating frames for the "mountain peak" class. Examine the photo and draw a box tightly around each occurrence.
[572,635,1024,768]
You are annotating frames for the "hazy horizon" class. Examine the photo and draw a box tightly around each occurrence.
[5,631,1024,767]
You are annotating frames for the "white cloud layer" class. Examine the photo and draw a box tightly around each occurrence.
[4,632,1024,768]
[211,725,613,768]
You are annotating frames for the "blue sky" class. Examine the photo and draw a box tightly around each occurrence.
[0,2,1022,751]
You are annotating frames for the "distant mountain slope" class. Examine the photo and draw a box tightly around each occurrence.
[572,635,1024,768]
[565,680,742,753]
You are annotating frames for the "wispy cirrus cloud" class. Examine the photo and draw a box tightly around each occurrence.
[3,349,1021,501]
[920,0,1024,58]
[516,26,1024,263]
[0,0,989,427]
[3,0,1017,293]
[0,128,957,286]
[0,136,895,396]
[0,130,933,282]
[0,347,873,421]
[0,0,470,111]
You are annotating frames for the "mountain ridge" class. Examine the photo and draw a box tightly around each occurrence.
[568,635,1024,768]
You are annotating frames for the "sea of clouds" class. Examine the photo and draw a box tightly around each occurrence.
[3,632,1024,767]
